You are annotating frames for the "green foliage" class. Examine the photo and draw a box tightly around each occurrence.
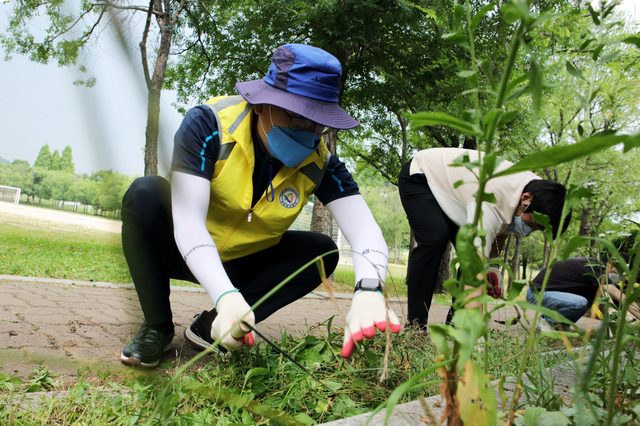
[59,145,75,173]
[96,172,133,211]
[32,144,76,173]
[33,143,53,169]
[0,145,134,214]
[26,366,56,393]
[0,372,23,391]
[389,0,640,424]
[3,321,567,424]
[360,183,410,264]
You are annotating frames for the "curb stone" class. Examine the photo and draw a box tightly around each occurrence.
[0,275,408,302]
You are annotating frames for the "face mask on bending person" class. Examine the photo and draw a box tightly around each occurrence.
[508,203,534,237]
[260,106,320,168]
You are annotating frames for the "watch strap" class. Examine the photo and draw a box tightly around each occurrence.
[354,278,383,293]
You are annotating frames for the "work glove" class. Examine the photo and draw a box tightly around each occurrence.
[486,266,504,299]
[341,291,401,358]
[211,290,255,352]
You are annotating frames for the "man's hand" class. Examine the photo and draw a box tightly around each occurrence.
[211,290,255,352]
[486,266,504,299]
[341,291,401,358]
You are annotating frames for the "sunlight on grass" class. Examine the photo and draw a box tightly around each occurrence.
[0,212,131,283]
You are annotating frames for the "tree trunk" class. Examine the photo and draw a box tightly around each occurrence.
[143,90,161,176]
[310,130,337,237]
[542,241,552,270]
[142,2,173,177]
[579,205,593,236]
[310,198,333,236]
[394,232,399,264]
[509,234,522,283]
[434,242,454,294]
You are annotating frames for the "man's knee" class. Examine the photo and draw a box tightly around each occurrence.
[412,224,451,255]
[123,176,169,207]
[122,176,171,229]
[315,234,339,276]
[571,296,589,310]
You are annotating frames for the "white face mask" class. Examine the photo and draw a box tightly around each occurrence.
[508,203,534,237]
[608,273,621,284]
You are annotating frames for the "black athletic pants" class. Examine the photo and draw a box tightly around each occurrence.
[121,176,339,326]
[398,160,459,328]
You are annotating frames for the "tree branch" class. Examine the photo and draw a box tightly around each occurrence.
[93,1,158,16]
[139,0,154,88]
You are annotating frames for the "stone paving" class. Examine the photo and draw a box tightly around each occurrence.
[0,275,414,382]
[0,275,603,425]
[0,274,540,382]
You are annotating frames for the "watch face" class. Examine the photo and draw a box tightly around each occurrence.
[359,278,381,290]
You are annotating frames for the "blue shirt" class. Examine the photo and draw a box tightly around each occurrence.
[171,105,360,205]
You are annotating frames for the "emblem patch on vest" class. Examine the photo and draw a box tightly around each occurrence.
[279,187,300,209]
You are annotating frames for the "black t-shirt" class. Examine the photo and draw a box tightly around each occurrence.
[532,257,604,304]
[170,105,359,205]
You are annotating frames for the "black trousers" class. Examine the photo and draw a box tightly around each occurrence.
[398,160,459,328]
[121,176,339,325]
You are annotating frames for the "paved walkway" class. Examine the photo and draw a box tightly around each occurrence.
[1,275,607,425]
[0,274,547,383]
[1,274,602,382]
[0,275,412,381]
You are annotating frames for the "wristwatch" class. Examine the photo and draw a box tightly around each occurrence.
[354,278,383,293]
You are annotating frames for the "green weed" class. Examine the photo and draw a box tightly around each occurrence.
[0,321,560,425]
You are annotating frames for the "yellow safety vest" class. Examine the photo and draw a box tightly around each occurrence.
[203,96,330,261]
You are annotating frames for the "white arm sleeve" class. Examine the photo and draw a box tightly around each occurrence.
[465,201,502,258]
[171,171,235,306]
[326,195,389,285]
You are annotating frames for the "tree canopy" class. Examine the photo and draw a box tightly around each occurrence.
[33,144,75,173]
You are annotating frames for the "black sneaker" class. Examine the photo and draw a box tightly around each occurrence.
[184,309,229,359]
[121,321,174,368]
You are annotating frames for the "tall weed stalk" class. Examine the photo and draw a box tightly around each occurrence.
[401,1,640,425]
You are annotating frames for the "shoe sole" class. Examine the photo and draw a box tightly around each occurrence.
[184,326,211,351]
[184,327,229,359]
[120,342,172,368]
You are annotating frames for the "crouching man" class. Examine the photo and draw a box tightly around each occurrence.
[119,44,401,367]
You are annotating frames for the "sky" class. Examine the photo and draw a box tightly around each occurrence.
[0,3,185,177]
[0,1,637,177]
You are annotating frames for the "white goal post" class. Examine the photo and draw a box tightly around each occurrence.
[0,185,21,205]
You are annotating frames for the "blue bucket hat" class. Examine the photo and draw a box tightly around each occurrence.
[236,44,360,130]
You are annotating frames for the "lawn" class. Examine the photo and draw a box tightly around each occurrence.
[2,206,631,425]
[0,319,586,425]
[0,209,412,298]
[0,211,131,283]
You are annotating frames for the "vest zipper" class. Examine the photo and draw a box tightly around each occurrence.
[248,208,253,222]
[219,212,252,255]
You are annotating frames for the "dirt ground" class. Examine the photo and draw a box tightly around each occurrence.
[0,202,122,233]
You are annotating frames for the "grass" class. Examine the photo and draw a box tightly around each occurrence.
[320,263,408,297]
[0,319,582,425]
[0,212,131,283]
[0,208,414,297]
[4,204,613,424]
